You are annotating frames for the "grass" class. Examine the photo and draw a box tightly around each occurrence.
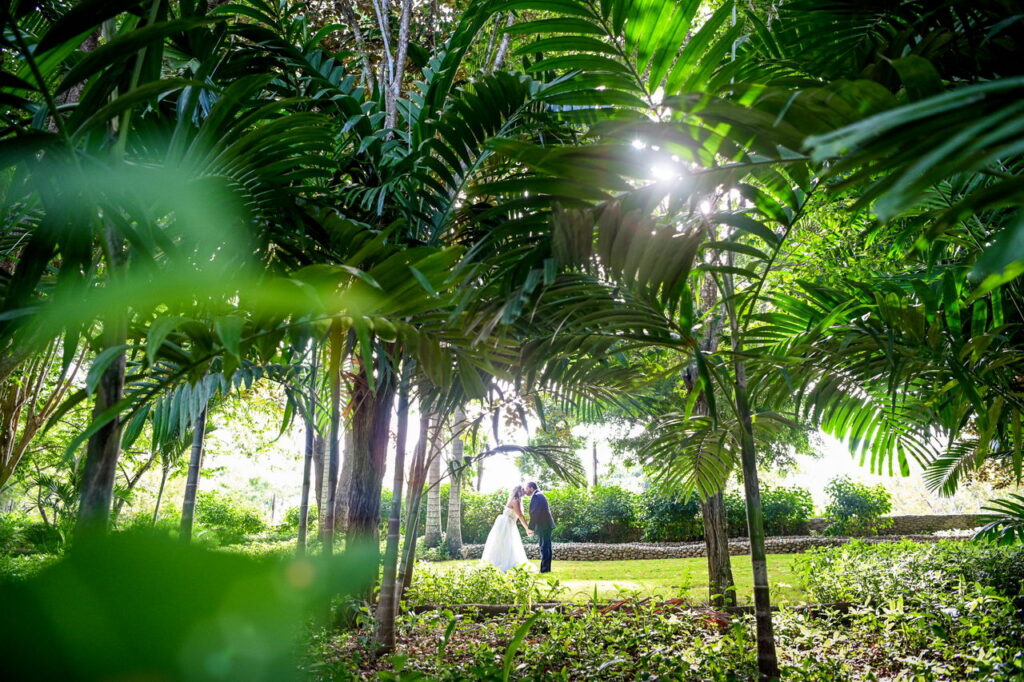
[437,554,806,604]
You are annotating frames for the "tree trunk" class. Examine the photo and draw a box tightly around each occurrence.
[701,492,735,608]
[734,360,779,679]
[398,416,430,600]
[385,0,414,130]
[76,243,127,537]
[344,349,397,567]
[373,364,410,653]
[151,460,169,525]
[297,349,318,556]
[719,261,778,680]
[591,441,598,487]
[334,426,354,535]
[692,270,735,608]
[424,421,443,547]
[476,455,484,491]
[445,408,465,556]
[322,324,343,556]
[178,407,208,544]
[313,434,326,537]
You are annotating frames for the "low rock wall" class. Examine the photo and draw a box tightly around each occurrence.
[458,533,968,561]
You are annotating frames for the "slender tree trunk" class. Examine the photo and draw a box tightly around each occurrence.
[152,460,169,525]
[591,441,598,487]
[445,408,465,556]
[298,349,318,556]
[721,267,778,680]
[345,349,397,567]
[734,361,779,679]
[424,420,443,547]
[111,450,158,521]
[692,270,735,608]
[178,407,208,544]
[76,232,127,536]
[335,426,354,535]
[323,324,343,556]
[398,416,430,600]
[701,492,735,608]
[385,0,414,130]
[374,364,410,652]
[313,434,326,538]
[491,13,515,71]
[476,455,484,491]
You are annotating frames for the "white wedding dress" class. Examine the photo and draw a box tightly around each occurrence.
[480,506,531,572]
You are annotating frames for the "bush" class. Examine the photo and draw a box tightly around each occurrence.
[823,476,892,536]
[760,485,814,535]
[194,490,266,544]
[404,562,562,607]
[545,486,591,541]
[724,487,814,538]
[638,490,702,541]
[0,553,59,582]
[0,512,27,553]
[417,483,813,545]
[590,486,642,542]
[459,490,507,543]
[282,505,317,532]
[797,539,1024,605]
[20,521,68,554]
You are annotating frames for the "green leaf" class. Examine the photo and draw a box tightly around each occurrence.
[35,0,145,54]
[890,55,943,103]
[147,316,186,365]
[970,211,1024,294]
[86,345,130,396]
[502,611,543,682]
[215,316,245,359]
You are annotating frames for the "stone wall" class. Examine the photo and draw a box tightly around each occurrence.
[458,533,968,561]
[806,513,986,535]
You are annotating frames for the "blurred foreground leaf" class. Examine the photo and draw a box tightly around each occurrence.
[0,534,374,680]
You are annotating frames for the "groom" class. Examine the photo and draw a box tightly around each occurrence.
[525,481,555,573]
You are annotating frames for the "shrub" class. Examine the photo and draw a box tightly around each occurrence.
[0,553,59,582]
[194,490,266,544]
[724,487,814,538]
[545,486,592,541]
[760,485,814,536]
[404,562,562,607]
[0,512,27,553]
[20,521,68,554]
[589,485,642,542]
[637,490,701,541]
[797,539,1024,605]
[282,505,317,532]
[823,476,892,536]
[459,490,508,543]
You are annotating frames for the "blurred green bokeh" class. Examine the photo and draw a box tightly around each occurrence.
[0,534,374,680]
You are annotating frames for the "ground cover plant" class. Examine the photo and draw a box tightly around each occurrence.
[311,540,1024,680]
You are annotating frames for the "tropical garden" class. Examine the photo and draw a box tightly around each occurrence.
[1,0,1023,679]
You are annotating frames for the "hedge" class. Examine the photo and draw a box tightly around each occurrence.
[280,484,819,545]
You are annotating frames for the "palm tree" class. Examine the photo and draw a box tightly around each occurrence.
[423,423,444,548]
[445,407,468,557]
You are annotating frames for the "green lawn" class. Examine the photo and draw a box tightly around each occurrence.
[439,554,807,604]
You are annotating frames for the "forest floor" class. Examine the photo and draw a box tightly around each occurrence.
[434,555,806,603]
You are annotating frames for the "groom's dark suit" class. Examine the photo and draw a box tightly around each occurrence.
[528,492,555,573]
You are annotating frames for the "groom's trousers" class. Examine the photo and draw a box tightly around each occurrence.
[538,529,553,573]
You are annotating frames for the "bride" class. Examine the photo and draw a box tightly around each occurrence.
[481,485,534,572]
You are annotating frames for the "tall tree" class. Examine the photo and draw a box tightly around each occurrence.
[178,407,208,544]
[423,420,443,547]
[445,407,467,556]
